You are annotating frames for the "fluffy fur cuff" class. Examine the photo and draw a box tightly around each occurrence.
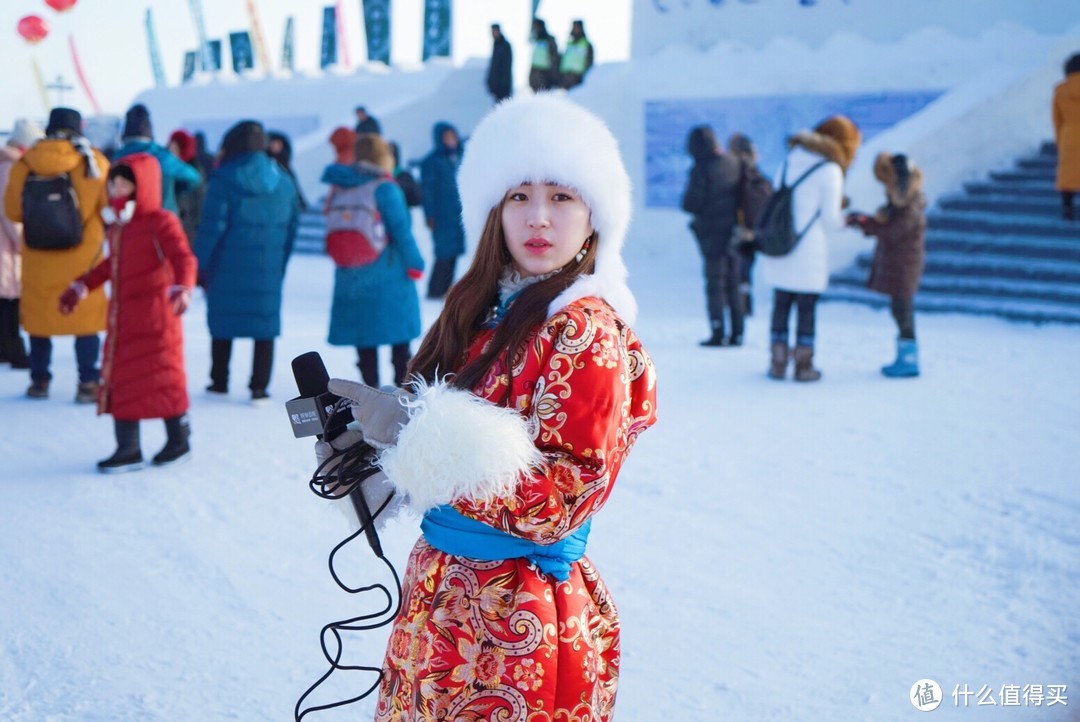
[378,380,545,513]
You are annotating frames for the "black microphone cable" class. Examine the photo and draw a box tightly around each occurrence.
[295,404,404,721]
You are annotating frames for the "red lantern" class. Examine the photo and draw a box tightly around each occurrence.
[45,0,78,12]
[17,15,50,44]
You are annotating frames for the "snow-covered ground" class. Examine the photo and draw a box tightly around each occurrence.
[0,202,1077,721]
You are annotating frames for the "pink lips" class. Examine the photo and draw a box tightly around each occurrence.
[524,237,551,255]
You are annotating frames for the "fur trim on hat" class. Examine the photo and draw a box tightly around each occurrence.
[873,152,924,216]
[8,118,43,149]
[789,130,853,171]
[457,92,636,323]
[377,379,545,513]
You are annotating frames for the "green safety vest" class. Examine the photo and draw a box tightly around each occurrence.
[531,40,552,70]
[560,39,589,74]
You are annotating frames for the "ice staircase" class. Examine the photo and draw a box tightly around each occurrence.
[294,208,327,255]
[826,142,1080,324]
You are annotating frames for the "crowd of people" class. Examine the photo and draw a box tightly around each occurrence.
[681,114,928,381]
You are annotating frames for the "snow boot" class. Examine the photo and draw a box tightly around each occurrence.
[97,419,144,473]
[26,379,49,399]
[75,380,100,404]
[700,320,726,347]
[881,338,919,378]
[153,415,192,466]
[793,345,822,382]
[768,342,789,379]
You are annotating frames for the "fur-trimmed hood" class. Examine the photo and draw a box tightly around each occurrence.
[457,92,636,323]
[873,152,924,209]
[788,130,851,171]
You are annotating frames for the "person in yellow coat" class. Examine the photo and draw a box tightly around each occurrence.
[3,107,109,401]
[1053,52,1080,221]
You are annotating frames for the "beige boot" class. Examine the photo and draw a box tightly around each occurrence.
[793,345,822,382]
[768,342,790,379]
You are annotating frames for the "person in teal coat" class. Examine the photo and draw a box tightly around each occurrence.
[113,104,201,214]
[322,133,425,388]
[194,120,299,401]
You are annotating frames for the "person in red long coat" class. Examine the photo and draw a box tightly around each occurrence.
[311,94,657,722]
[59,152,197,472]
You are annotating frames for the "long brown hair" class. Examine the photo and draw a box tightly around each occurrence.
[407,198,598,390]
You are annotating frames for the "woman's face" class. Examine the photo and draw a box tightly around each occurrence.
[501,182,593,278]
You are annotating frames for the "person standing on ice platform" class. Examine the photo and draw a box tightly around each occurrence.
[314,93,658,721]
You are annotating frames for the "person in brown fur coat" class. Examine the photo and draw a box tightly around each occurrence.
[847,153,927,377]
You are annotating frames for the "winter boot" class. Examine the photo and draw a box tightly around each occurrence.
[881,338,919,378]
[793,345,822,382]
[153,415,192,466]
[26,379,49,399]
[97,419,144,473]
[700,320,726,347]
[768,342,790,379]
[75,380,100,404]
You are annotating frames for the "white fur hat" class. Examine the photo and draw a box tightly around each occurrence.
[8,118,43,149]
[457,92,636,323]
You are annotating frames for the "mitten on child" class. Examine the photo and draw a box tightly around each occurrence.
[58,281,89,315]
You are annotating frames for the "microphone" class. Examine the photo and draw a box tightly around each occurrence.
[286,351,351,442]
[288,351,385,558]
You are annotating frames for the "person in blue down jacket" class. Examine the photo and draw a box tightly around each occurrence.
[113,104,201,214]
[321,133,425,388]
[194,120,299,402]
[420,121,466,299]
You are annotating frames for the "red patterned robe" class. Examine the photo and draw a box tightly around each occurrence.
[375,296,657,721]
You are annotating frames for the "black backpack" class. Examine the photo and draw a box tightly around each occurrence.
[22,171,83,251]
[753,159,826,257]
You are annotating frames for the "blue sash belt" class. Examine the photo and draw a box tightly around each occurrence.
[421,505,591,582]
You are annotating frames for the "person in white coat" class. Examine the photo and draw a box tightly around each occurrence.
[759,115,861,381]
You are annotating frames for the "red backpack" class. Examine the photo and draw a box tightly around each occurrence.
[324,177,389,268]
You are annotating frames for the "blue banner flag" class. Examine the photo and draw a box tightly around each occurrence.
[229,31,255,74]
[363,0,391,64]
[320,6,337,68]
[282,16,295,71]
[422,0,450,60]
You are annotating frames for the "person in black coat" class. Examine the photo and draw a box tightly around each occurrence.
[354,106,382,135]
[681,125,745,347]
[267,131,309,212]
[486,24,513,103]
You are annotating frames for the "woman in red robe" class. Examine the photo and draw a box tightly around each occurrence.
[320,93,657,721]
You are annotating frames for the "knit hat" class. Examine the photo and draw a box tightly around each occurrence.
[813,115,861,171]
[329,126,357,164]
[7,118,43,149]
[168,129,197,162]
[122,104,153,140]
[45,107,82,137]
[457,92,635,322]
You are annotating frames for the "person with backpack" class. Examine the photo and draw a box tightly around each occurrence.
[114,104,201,215]
[3,107,110,401]
[681,125,745,347]
[759,115,861,381]
[321,133,425,387]
[0,119,43,370]
[419,121,466,299]
[388,141,423,209]
[194,120,299,402]
[846,153,927,378]
[727,132,773,317]
[58,154,197,472]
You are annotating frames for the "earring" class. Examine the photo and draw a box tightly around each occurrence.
[575,236,592,263]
